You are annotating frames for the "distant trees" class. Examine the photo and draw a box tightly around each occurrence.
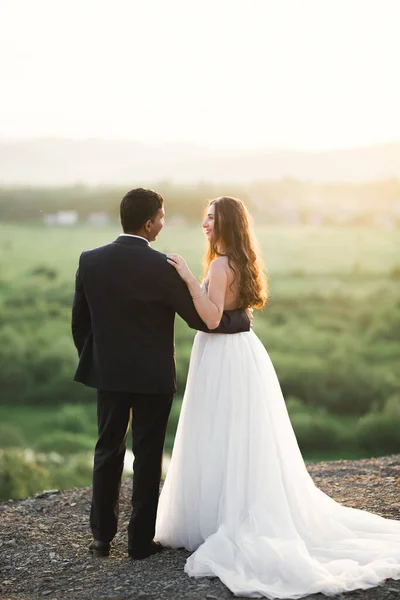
[1,178,400,226]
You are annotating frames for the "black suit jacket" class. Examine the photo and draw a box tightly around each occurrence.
[72,236,250,394]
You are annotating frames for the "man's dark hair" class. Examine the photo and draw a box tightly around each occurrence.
[120,188,164,233]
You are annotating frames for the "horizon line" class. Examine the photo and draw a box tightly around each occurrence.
[1,136,400,155]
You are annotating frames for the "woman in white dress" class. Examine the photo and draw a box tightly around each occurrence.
[155,196,400,599]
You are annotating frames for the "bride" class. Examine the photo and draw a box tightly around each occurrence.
[155,196,400,599]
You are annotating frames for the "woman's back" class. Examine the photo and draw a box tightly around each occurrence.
[205,256,241,311]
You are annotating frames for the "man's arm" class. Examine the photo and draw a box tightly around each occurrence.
[214,308,251,334]
[71,254,91,356]
[163,265,250,334]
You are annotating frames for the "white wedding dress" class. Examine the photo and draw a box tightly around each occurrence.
[155,327,400,598]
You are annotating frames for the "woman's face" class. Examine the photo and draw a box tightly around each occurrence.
[202,203,215,241]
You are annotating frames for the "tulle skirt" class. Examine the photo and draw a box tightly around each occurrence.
[155,331,400,598]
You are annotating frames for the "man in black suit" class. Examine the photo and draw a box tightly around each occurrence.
[72,188,250,559]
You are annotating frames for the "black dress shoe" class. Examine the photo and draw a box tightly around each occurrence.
[88,540,111,557]
[128,541,164,559]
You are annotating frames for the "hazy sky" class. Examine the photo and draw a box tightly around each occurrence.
[1,0,399,150]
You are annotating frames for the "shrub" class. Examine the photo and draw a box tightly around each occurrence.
[291,413,343,453]
[34,432,95,454]
[0,424,26,448]
[30,265,58,280]
[382,395,400,420]
[275,353,393,416]
[357,413,400,455]
[285,396,307,415]
[0,449,51,501]
[47,454,93,490]
[54,404,93,434]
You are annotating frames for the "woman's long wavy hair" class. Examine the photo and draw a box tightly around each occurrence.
[203,196,268,309]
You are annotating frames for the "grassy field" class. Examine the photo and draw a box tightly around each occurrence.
[2,220,400,277]
[0,222,399,499]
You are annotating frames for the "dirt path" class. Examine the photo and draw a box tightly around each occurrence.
[1,455,399,600]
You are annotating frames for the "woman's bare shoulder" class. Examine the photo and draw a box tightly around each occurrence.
[209,256,230,271]
[209,256,235,285]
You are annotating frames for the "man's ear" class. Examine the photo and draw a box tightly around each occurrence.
[144,219,152,232]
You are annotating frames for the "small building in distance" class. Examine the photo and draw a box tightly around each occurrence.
[166,215,187,226]
[44,210,78,226]
[87,212,110,227]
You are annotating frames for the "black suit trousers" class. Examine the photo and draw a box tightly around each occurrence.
[90,390,173,547]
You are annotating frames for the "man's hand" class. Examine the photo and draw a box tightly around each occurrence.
[246,308,254,328]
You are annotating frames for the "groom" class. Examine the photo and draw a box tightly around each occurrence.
[71,188,251,559]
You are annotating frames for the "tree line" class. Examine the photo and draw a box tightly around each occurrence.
[1,178,400,225]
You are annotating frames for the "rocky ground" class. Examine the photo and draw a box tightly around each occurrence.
[1,455,399,600]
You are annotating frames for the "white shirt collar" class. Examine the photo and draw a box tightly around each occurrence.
[118,233,149,245]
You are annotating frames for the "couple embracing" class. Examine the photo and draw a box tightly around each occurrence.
[72,188,400,599]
